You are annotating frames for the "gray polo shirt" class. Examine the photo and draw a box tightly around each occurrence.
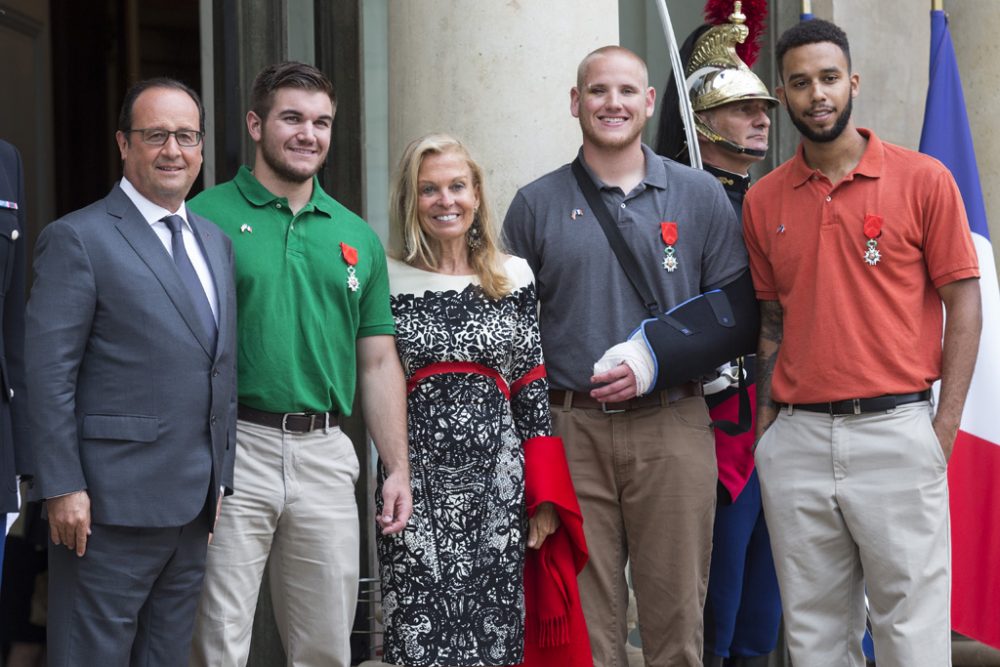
[503,144,746,392]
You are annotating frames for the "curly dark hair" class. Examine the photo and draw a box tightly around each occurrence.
[775,19,851,81]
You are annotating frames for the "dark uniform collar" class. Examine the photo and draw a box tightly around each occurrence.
[703,163,751,195]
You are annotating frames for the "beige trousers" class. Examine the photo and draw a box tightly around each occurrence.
[755,402,950,667]
[190,419,361,667]
[552,396,717,667]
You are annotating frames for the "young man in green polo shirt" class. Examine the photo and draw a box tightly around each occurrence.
[188,61,411,667]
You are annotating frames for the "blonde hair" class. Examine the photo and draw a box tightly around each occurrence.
[389,133,511,300]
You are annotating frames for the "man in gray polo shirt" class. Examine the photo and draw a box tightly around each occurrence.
[503,46,748,666]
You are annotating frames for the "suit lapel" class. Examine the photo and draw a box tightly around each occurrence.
[189,213,230,362]
[107,186,216,358]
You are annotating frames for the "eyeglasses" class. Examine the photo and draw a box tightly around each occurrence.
[127,128,204,147]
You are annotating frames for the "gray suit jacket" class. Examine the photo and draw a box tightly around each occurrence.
[25,183,237,527]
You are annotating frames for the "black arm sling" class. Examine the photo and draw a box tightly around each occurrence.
[570,157,752,435]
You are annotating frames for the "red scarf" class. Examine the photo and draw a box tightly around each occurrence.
[517,436,591,667]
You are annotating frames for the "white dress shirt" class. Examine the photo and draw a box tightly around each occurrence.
[119,178,219,323]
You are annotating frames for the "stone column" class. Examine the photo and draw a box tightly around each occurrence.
[949,0,1000,268]
[386,0,619,237]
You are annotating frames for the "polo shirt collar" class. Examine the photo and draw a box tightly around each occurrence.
[789,127,884,187]
[233,165,337,217]
[576,143,667,193]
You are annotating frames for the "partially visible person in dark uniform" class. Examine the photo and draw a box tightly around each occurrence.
[656,4,782,666]
[0,139,30,581]
[0,139,41,667]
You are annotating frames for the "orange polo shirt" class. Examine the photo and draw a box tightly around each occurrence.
[743,129,979,404]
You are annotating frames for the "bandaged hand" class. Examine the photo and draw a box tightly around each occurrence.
[593,337,655,396]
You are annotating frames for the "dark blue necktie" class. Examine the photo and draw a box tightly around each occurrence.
[161,215,217,342]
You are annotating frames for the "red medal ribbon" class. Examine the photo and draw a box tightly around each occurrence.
[863,214,882,239]
[340,242,358,266]
[661,222,678,246]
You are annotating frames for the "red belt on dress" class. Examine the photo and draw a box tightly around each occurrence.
[406,361,546,399]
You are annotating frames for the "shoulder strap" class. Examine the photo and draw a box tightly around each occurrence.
[571,158,661,319]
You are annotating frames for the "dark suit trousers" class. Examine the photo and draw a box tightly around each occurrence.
[47,504,211,667]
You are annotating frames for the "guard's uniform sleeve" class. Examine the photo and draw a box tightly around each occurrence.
[4,144,29,479]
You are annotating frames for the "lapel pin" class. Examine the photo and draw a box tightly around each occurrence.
[776,224,785,234]
[240,224,253,234]
[571,208,584,220]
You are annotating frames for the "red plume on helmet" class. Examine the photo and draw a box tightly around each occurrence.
[704,0,768,66]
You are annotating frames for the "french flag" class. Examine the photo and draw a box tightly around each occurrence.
[920,9,1000,650]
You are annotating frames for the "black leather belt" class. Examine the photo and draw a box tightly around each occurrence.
[783,390,931,416]
[238,404,338,433]
[550,384,701,413]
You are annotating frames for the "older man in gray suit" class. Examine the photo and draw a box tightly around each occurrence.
[25,78,237,666]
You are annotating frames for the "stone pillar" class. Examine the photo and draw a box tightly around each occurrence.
[386,0,619,237]
[949,0,1000,269]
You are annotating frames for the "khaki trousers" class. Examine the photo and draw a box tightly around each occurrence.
[755,402,950,667]
[552,396,717,667]
[190,419,361,667]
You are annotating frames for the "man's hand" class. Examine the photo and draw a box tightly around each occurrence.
[590,363,638,403]
[379,470,413,535]
[48,490,91,557]
[931,416,959,463]
[527,502,560,549]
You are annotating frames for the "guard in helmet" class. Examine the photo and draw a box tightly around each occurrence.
[656,4,782,666]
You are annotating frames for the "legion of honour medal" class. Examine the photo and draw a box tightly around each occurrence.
[340,242,360,291]
[863,214,883,266]
[661,222,678,272]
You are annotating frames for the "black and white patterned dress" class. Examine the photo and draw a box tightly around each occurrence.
[377,256,552,667]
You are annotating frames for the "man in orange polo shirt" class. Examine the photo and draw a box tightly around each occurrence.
[743,19,982,667]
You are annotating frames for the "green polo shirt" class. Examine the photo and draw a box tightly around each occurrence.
[189,166,395,414]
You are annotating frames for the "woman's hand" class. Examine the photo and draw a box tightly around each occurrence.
[527,502,560,549]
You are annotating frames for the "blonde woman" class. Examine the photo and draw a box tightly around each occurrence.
[376,134,589,667]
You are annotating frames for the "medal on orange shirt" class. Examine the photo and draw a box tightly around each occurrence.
[661,222,678,272]
[863,214,882,266]
[340,242,360,291]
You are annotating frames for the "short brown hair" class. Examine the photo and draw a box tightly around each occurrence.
[576,45,648,90]
[250,62,336,120]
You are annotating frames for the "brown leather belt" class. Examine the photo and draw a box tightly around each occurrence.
[238,404,339,433]
[782,390,931,416]
[549,384,701,413]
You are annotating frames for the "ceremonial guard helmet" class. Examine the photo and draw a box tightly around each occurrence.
[656,0,775,161]
[685,1,777,157]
